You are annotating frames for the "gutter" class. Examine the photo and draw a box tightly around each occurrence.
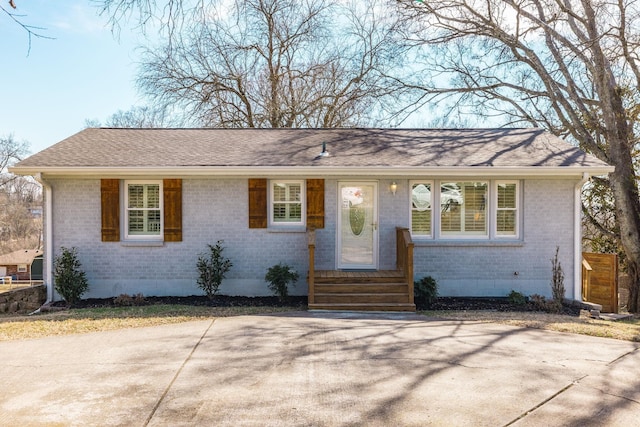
[10,165,616,178]
[34,173,54,304]
[574,172,590,302]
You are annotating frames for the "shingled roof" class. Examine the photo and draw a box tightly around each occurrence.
[12,128,612,176]
[0,249,43,266]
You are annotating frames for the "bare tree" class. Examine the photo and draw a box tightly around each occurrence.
[0,134,41,253]
[2,0,53,53]
[0,176,42,254]
[136,0,412,128]
[86,105,175,128]
[1,134,29,190]
[395,0,640,311]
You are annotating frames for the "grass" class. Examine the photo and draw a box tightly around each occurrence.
[422,309,640,342]
[1,304,639,343]
[0,304,299,342]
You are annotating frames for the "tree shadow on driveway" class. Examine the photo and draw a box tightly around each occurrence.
[144,312,640,426]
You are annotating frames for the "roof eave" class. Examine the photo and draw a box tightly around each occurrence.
[10,165,615,178]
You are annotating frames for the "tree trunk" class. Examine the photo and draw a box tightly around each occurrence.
[607,133,640,312]
[610,165,640,312]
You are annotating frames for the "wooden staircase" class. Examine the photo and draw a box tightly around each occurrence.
[308,270,416,311]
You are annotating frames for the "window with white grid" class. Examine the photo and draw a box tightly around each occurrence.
[496,181,518,237]
[125,181,162,239]
[270,180,305,226]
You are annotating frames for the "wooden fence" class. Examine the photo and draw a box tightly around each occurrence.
[582,252,618,313]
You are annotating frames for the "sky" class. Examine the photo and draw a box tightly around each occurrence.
[1,1,144,155]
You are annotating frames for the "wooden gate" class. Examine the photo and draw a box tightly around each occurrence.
[582,252,618,313]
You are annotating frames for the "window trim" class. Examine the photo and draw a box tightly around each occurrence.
[494,180,520,239]
[409,180,433,238]
[409,179,521,241]
[123,180,164,241]
[439,181,489,239]
[268,179,306,228]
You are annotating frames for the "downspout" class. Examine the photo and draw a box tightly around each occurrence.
[34,173,54,303]
[574,172,590,302]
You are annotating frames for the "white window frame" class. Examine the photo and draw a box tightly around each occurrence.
[439,181,489,239]
[410,180,433,238]
[124,180,163,241]
[494,180,520,239]
[411,179,522,241]
[268,180,306,227]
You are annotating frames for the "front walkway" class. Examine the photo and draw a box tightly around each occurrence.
[1,312,638,426]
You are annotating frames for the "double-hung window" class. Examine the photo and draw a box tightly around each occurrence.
[496,181,518,237]
[270,180,305,226]
[125,181,162,239]
[411,181,433,237]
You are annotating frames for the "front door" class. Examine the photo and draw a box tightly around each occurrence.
[337,181,378,269]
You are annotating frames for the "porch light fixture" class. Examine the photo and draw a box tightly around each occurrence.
[390,181,398,196]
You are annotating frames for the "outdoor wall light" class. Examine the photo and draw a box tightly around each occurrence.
[390,181,398,196]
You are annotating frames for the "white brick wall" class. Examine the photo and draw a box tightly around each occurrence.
[48,176,579,300]
[411,179,577,298]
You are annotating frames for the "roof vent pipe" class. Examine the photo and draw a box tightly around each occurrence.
[320,142,329,157]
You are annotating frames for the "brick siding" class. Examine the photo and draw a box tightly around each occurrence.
[47,176,579,299]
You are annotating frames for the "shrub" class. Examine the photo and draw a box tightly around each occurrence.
[550,246,565,303]
[114,294,134,306]
[529,293,562,313]
[414,276,438,309]
[53,246,89,306]
[265,263,299,301]
[113,293,146,306]
[508,290,527,305]
[197,240,233,300]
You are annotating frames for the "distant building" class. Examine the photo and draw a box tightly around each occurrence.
[0,249,44,281]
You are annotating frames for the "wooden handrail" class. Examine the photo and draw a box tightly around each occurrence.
[307,228,316,304]
[396,227,415,305]
[581,258,592,302]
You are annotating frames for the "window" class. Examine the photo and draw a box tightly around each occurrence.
[411,181,432,237]
[440,181,488,237]
[409,179,521,240]
[496,181,518,237]
[125,181,162,239]
[270,180,305,226]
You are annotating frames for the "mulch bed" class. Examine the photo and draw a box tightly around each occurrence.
[426,297,582,316]
[59,295,582,316]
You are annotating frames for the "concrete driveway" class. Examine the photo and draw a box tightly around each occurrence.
[1,312,639,426]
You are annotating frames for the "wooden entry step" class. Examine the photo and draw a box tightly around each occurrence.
[308,302,416,312]
[308,270,415,312]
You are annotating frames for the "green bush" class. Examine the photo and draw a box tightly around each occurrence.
[414,276,438,309]
[53,247,89,306]
[508,290,527,305]
[265,263,299,301]
[197,241,233,300]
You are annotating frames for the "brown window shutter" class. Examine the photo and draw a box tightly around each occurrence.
[101,179,120,242]
[248,178,267,228]
[163,179,183,242]
[306,178,325,229]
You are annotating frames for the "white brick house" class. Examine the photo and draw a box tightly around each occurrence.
[11,128,613,310]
